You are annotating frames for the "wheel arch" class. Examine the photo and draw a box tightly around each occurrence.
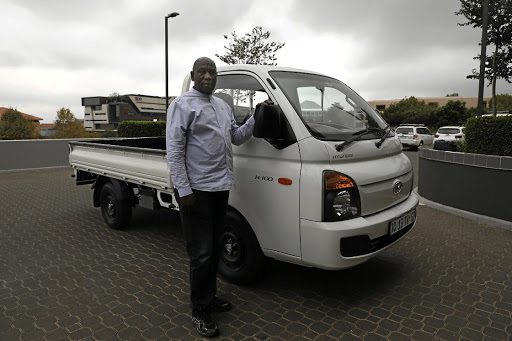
[93,176,132,207]
[226,205,262,248]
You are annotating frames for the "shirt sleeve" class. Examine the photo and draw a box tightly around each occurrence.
[231,114,255,146]
[166,99,193,197]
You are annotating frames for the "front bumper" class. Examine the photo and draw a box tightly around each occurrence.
[300,192,419,270]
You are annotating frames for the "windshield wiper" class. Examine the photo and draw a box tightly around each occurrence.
[375,125,392,148]
[335,128,384,151]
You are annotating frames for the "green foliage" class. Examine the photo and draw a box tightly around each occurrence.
[435,100,470,127]
[54,107,88,138]
[215,26,285,65]
[0,108,35,140]
[463,116,512,156]
[101,129,118,138]
[488,94,512,111]
[118,121,166,137]
[456,0,512,96]
[383,97,437,127]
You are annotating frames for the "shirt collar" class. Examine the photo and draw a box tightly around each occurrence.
[190,87,212,98]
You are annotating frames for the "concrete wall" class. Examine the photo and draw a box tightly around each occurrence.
[0,139,81,171]
[419,149,512,222]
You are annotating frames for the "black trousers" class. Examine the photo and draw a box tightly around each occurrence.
[179,189,229,312]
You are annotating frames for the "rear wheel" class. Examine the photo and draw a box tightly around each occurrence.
[99,182,132,230]
[218,211,265,284]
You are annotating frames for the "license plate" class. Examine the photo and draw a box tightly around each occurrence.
[389,209,416,236]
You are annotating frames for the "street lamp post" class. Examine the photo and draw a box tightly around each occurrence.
[165,12,180,113]
[477,0,489,116]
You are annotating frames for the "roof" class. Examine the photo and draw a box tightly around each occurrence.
[40,123,56,129]
[0,107,43,121]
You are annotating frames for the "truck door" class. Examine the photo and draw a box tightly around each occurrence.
[215,73,302,259]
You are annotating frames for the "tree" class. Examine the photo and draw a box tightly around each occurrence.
[0,108,35,140]
[54,107,87,138]
[215,27,285,111]
[383,97,438,127]
[435,100,470,126]
[215,26,285,65]
[488,93,512,110]
[456,0,512,115]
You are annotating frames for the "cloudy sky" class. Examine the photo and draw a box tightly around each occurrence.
[1,0,511,123]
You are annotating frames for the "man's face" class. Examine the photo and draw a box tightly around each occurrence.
[191,60,217,94]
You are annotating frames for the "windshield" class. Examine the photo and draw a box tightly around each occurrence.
[269,71,388,141]
[438,128,461,134]
[395,127,413,134]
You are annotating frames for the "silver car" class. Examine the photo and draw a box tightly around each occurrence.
[395,124,434,150]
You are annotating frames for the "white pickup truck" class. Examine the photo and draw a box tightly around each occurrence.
[70,64,418,283]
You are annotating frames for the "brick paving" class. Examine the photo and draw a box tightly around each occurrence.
[0,167,511,340]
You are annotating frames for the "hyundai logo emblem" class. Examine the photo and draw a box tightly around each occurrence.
[393,180,403,194]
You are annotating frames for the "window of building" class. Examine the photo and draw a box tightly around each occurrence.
[376,105,386,110]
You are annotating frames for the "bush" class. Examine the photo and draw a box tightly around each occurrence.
[118,121,166,137]
[0,108,36,140]
[463,116,512,156]
[101,129,118,138]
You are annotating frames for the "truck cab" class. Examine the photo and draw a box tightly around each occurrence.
[181,65,419,282]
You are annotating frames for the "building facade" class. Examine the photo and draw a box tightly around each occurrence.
[81,94,174,131]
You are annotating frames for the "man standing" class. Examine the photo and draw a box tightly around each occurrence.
[166,57,255,337]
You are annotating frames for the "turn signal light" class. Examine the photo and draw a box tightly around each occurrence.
[278,178,293,185]
[323,171,360,222]
[325,172,355,190]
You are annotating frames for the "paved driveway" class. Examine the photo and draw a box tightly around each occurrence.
[1,167,510,340]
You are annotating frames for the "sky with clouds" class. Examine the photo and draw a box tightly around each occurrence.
[1,0,511,123]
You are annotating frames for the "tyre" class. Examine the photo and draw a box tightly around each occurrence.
[218,210,265,284]
[99,182,132,230]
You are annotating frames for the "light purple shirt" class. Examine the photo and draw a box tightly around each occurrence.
[166,88,255,197]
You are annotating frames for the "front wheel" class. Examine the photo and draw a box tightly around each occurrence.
[218,211,265,284]
[99,182,132,230]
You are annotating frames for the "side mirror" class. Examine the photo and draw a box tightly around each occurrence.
[253,103,283,139]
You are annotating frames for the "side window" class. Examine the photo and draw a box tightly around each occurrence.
[214,74,271,125]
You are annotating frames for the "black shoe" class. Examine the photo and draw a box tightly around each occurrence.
[212,296,232,312]
[192,310,218,337]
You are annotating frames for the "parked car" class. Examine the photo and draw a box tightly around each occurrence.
[434,126,465,142]
[394,124,434,150]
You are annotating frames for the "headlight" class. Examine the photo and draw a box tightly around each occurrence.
[323,171,361,222]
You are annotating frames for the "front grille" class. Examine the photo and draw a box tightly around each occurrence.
[339,222,414,257]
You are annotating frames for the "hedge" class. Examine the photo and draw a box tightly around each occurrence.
[117,121,166,137]
[464,116,512,156]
